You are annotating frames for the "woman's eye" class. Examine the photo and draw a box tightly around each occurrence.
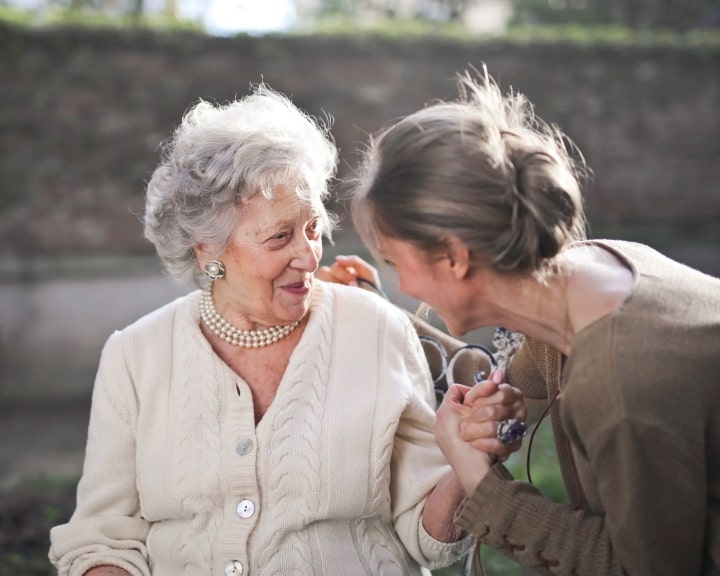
[271,231,290,242]
[383,259,395,268]
[307,219,321,238]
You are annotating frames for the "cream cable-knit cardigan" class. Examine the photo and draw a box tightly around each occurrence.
[50,281,471,576]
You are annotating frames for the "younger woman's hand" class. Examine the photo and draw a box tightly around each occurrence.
[433,384,492,496]
[317,255,382,290]
[460,369,527,460]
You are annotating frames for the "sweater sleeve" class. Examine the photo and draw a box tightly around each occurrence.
[49,331,151,576]
[388,319,474,569]
[453,332,625,575]
[455,465,622,574]
[506,339,556,425]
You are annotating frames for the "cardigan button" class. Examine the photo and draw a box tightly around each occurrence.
[225,560,243,575]
[236,499,255,519]
[236,439,254,456]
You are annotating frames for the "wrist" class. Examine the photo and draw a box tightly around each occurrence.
[456,452,492,496]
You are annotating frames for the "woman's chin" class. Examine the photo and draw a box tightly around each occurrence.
[439,314,470,338]
[278,301,312,326]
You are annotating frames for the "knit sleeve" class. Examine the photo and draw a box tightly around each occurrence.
[455,465,623,574]
[505,338,557,425]
[49,331,151,576]
[388,319,474,569]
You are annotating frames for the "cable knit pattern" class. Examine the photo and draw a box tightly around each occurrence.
[50,282,471,576]
[354,386,409,574]
[176,337,224,574]
[258,293,331,575]
[355,520,410,575]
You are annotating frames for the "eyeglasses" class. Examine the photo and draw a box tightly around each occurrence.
[355,277,524,401]
[418,334,497,403]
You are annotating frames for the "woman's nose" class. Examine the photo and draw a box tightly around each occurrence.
[293,236,320,271]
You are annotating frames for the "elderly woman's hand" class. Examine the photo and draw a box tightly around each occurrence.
[317,255,382,290]
[433,384,493,496]
[460,369,527,461]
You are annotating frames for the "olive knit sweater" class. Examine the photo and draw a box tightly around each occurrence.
[452,240,720,575]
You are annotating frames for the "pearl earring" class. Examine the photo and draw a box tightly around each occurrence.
[204,259,226,281]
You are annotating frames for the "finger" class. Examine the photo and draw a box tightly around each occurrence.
[510,399,527,422]
[454,384,475,399]
[439,385,473,417]
[466,383,523,410]
[494,383,524,405]
[317,265,331,281]
[465,402,522,424]
[490,368,505,384]
[443,384,471,405]
[459,419,498,443]
[321,262,359,286]
[463,378,500,405]
[335,255,381,286]
[465,388,513,410]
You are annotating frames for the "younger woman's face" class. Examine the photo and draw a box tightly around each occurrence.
[375,234,474,336]
[376,235,436,303]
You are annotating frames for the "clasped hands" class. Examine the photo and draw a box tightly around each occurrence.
[434,370,526,496]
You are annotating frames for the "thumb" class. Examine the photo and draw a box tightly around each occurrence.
[463,378,497,405]
[445,384,472,404]
[491,368,505,384]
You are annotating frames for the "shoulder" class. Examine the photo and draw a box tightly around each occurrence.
[104,290,200,355]
[582,239,712,281]
[315,281,420,363]
[317,280,410,327]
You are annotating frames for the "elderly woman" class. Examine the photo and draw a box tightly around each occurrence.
[46,86,508,576]
[347,68,720,575]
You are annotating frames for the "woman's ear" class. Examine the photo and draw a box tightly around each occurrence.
[443,236,471,280]
[194,242,209,268]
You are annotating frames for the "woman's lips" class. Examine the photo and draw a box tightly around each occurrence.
[282,280,311,295]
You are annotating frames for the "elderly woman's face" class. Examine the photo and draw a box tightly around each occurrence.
[208,186,323,329]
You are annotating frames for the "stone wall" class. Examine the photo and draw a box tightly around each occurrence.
[2,24,720,255]
[1,23,718,398]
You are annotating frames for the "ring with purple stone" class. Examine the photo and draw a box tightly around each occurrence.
[496,419,528,444]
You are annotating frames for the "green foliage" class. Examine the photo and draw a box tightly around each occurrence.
[509,0,720,31]
[0,3,202,32]
[0,475,79,576]
[433,552,538,576]
[0,551,55,576]
[291,18,720,48]
[298,15,472,38]
[285,18,720,48]
[506,417,568,504]
[503,22,720,46]
[308,0,473,22]
[0,4,35,25]
[2,2,719,48]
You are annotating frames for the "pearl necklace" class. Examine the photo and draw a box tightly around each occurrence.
[200,286,300,348]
